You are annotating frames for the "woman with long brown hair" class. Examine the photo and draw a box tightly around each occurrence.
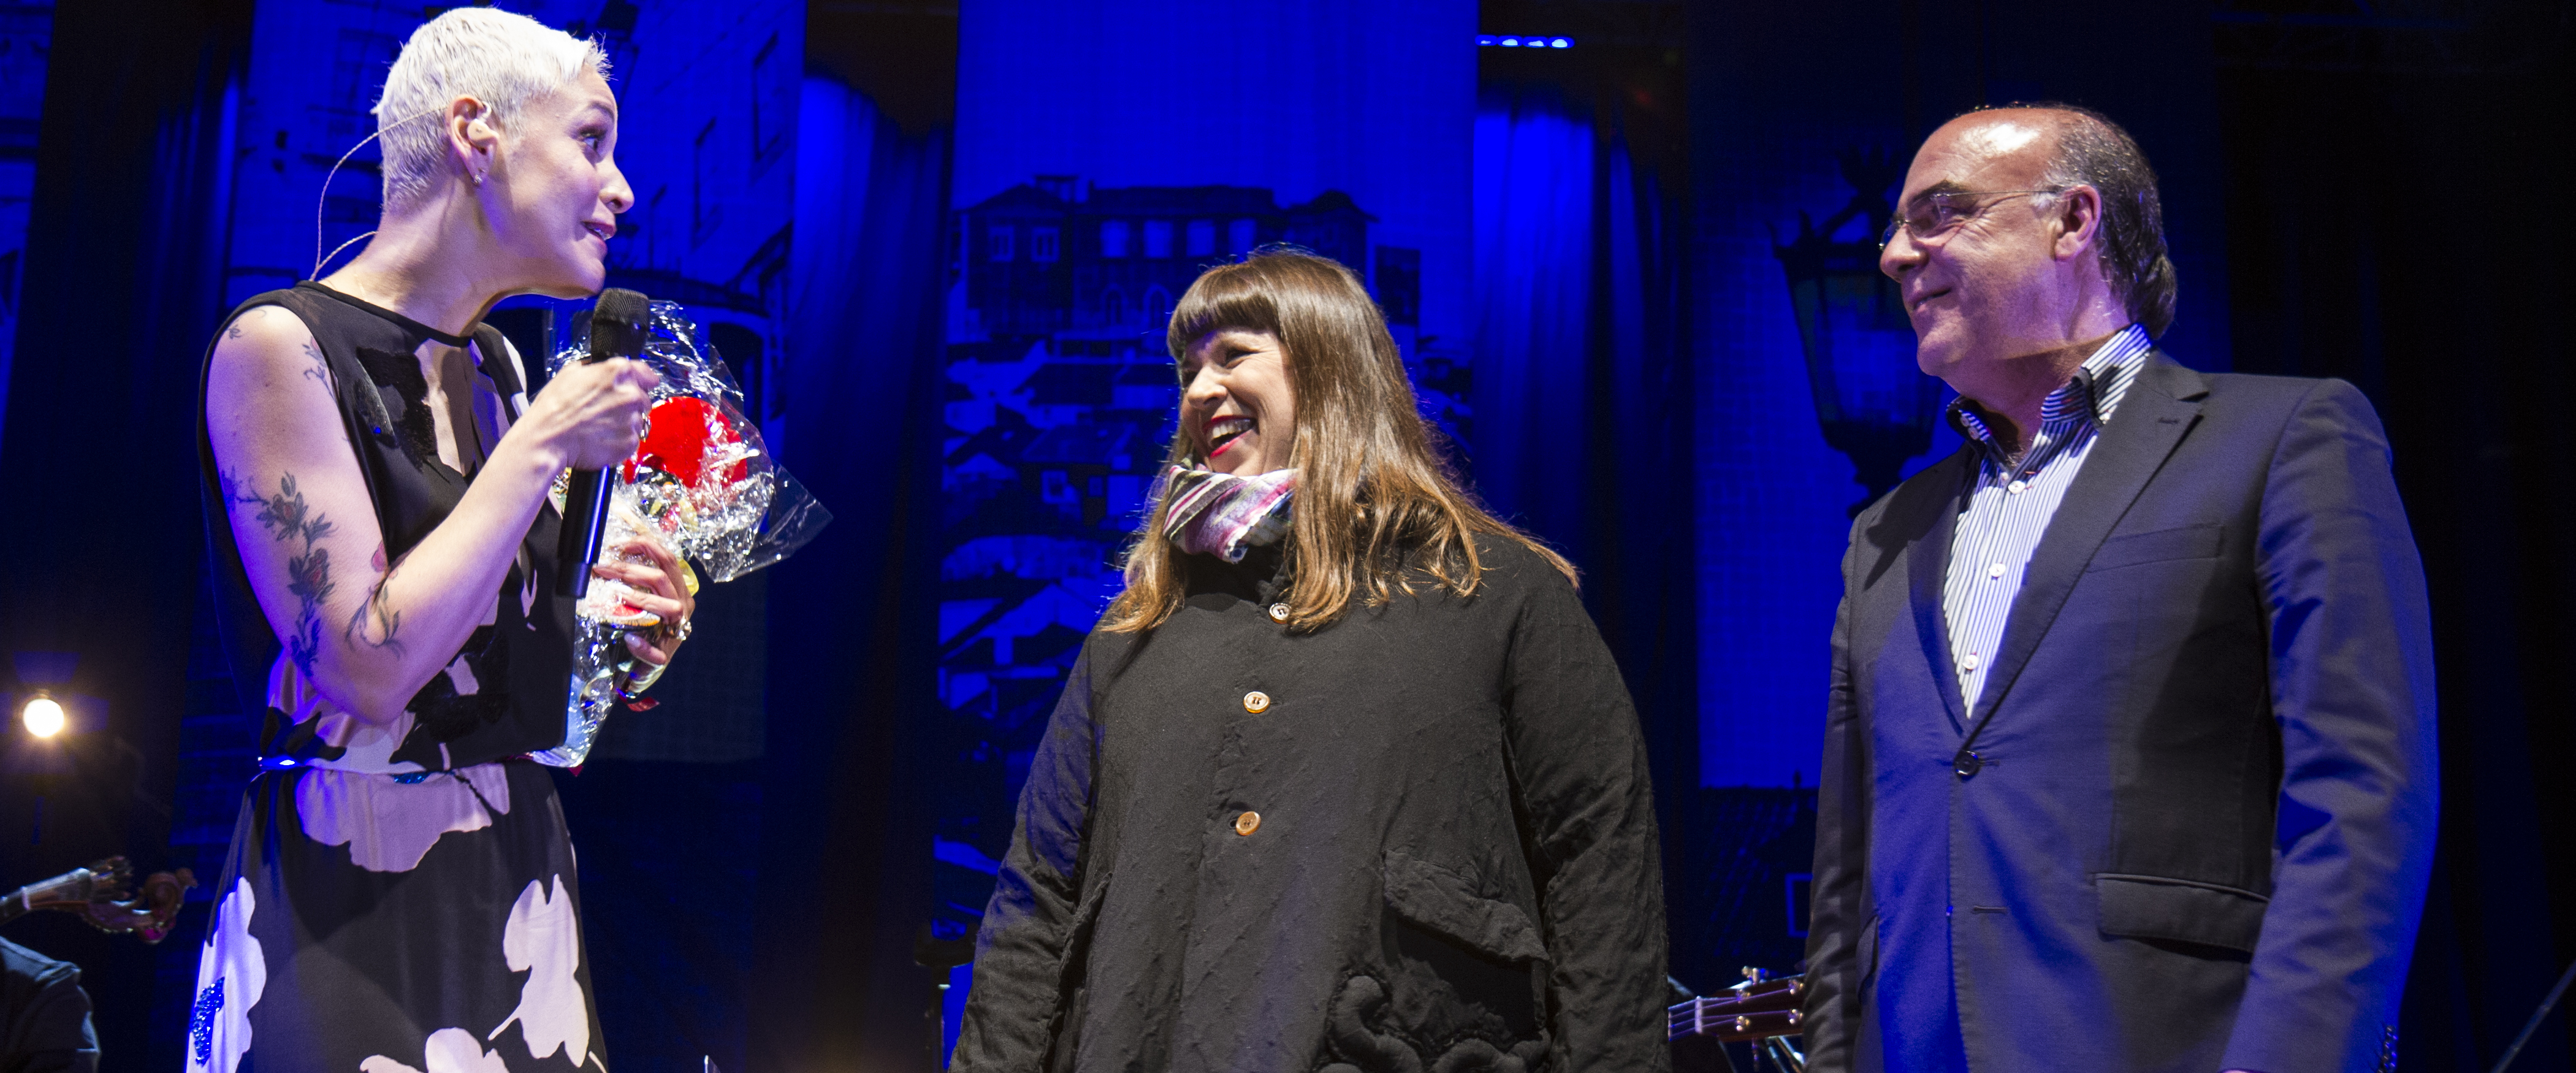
[953,251,1668,1072]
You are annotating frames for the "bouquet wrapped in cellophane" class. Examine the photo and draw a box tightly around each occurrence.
[531,301,830,766]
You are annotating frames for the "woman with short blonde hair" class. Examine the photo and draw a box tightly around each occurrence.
[954,250,1670,1072]
[189,9,682,1070]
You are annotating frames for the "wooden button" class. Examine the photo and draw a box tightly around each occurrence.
[1234,811,1262,836]
[1243,690,1270,714]
[1268,603,1290,622]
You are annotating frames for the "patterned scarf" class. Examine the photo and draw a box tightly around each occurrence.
[1161,465,1297,562]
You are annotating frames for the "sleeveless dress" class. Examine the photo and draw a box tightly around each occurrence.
[186,282,606,1073]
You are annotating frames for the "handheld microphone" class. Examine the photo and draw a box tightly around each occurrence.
[557,287,651,599]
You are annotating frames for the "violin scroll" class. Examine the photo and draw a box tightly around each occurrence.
[2,856,197,944]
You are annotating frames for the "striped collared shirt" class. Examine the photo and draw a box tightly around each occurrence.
[1943,324,2152,709]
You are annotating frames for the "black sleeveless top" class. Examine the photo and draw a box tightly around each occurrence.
[196,281,576,771]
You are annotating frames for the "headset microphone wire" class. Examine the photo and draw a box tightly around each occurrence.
[310,104,450,279]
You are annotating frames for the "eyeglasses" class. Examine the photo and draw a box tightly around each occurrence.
[1880,189,2063,249]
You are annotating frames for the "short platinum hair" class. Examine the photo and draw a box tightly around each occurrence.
[372,8,607,210]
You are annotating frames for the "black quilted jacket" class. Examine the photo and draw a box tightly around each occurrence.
[951,536,1669,1073]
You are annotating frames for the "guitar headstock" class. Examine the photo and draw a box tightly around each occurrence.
[1667,972,1806,1042]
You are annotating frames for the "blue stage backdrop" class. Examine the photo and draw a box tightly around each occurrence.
[0,1,2563,1070]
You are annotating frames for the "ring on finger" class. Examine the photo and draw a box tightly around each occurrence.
[656,616,693,644]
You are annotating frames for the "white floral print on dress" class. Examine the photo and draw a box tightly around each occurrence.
[360,1028,512,1073]
[186,879,266,1073]
[295,762,513,873]
[490,874,593,1064]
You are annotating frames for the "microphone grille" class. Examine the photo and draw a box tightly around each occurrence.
[589,287,650,361]
[595,287,650,328]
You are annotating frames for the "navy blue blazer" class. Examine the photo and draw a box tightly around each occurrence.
[1802,354,2438,1073]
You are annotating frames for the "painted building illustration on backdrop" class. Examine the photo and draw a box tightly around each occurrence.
[932,177,1452,926]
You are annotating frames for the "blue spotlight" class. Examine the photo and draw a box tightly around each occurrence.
[1550,37,1571,48]
[1477,34,1496,46]
[1501,37,1522,47]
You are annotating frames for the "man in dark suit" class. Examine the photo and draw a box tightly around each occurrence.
[1801,104,2437,1073]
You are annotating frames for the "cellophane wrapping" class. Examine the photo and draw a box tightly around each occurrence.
[530,300,830,766]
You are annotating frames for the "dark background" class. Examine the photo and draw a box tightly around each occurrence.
[0,1,2565,1069]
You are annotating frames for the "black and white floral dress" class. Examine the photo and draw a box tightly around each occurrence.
[188,282,604,1073]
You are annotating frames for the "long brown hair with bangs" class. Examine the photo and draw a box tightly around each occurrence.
[1098,250,1574,633]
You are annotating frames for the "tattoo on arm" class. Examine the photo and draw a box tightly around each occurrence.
[344,543,406,658]
[218,308,327,384]
[300,340,330,385]
[226,472,337,677]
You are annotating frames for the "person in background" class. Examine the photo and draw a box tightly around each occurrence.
[1802,104,2436,1073]
[953,250,1669,1073]
[0,937,93,1073]
[190,9,690,1071]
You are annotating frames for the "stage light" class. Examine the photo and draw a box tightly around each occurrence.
[1476,34,1574,49]
[1550,37,1572,48]
[1501,37,1522,47]
[1477,35,1497,46]
[1776,149,1937,514]
[21,694,64,738]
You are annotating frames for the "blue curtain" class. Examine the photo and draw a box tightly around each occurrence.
[1469,77,1704,980]
[1470,86,1593,556]
[1469,82,1694,731]
[745,74,951,1073]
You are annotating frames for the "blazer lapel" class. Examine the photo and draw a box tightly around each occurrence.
[1897,449,1973,735]
[1961,353,2209,741]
